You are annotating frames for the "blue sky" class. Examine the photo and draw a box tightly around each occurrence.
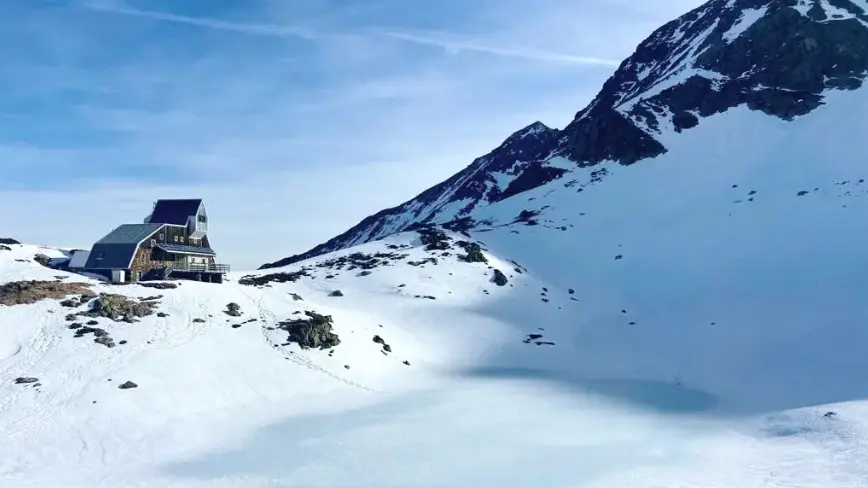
[1,0,702,269]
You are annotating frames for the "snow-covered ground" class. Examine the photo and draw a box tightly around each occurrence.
[3,143,868,488]
[6,22,868,488]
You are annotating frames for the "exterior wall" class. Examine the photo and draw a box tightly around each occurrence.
[129,246,172,281]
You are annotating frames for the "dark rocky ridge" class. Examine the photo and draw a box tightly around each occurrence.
[261,0,868,269]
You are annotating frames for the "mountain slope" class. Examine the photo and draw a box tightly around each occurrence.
[7,1,868,486]
[262,0,868,269]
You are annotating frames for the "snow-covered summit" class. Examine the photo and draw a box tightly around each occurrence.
[262,0,868,269]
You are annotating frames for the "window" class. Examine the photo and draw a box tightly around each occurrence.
[96,252,105,259]
[159,233,164,241]
[151,239,156,246]
[174,236,179,243]
[198,214,207,223]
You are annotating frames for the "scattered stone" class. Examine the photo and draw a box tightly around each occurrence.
[524,334,544,343]
[289,293,303,301]
[239,269,311,287]
[15,377,39,384]
[0,280,95,306]
[344,365,350,369]
[276,311,341,350]
[383,344,392,353]
[415,226,452,251]
[614,254,623,260]
[81,294,158,321]
[0,245,10,251]
[373,335,385,345]
[568,289,575,294]
[231,324,242,329]
[491,269,508,286]
[68,323,82,329]
[192,318,206,323]
[119,340,127,345]
[329,290,344,297]
[357,270,372,277]
[33,254,52,268]
[514,209,540,225]
[403,360,410,366]
[139,282,178,289]
[86,320,99,326]
[157,312,169,318]
[797,190,809,196]
[455,241,487,263]
[118,381,138,390]
[225,302,242,317]
[823,411,837,418]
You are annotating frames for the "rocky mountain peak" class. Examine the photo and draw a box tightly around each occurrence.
[261,0,868,269]
[554,0,868,166]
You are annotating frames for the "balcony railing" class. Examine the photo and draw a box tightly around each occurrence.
[169,263,230,274]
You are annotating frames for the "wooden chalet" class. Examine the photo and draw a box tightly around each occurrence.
[83,199,229,283]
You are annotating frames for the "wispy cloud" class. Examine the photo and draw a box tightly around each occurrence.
[84,1,322,40]
[2,0,705,268]
[380,30,621,66]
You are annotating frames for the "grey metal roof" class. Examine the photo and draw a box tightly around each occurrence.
[95,223,165,245]
[155,243,216,256]
[85,223,164,269]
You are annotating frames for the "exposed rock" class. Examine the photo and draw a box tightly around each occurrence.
[382,344,392,353]
[277,311,341,350]
[491,269,508,286]
[139,282,177,289]
[416,226,452,251]
[225,302,242,317]
[289,293,303,301]
[14,377,39,384]
[118,381,138,389]
[514,209,540,226]
[0,280,95,306]
[33,254,52,268]
[0,237,20,245]
[82,294,158,321]
[157,312,169,318]
[238,269,311,287]
[329,290,344,297]
[192,318,206,323]
[372,335,385,345]
[0,245,10,251]
[403,360,410,366]
[455,241,488,263]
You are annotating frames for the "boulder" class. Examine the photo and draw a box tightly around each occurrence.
[491,269,508,286]
[277,311,341,350]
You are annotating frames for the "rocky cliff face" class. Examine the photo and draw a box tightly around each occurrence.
[261,0,868,270]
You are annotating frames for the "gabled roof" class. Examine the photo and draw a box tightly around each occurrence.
[149,199,203,225]
[84,223,164,269]
[95,223,165,245]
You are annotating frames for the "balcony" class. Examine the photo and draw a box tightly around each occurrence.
[169,263,230,274]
